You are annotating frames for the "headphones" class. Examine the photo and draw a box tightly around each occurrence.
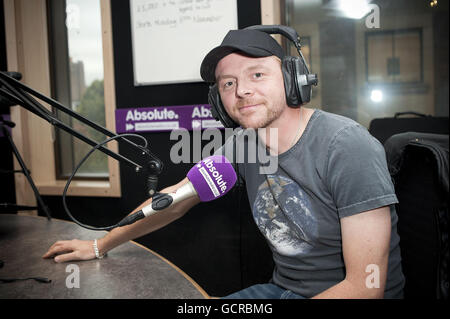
[208,25,318,129]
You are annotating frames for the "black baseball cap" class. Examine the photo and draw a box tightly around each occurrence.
[200,29,285,82]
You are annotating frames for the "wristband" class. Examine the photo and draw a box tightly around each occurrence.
[93,239,106,259]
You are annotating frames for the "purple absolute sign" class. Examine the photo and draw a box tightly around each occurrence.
[115,104,224,133]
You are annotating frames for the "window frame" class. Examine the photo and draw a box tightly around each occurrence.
[4,0,121,199]
[48,0,110,181]
[365,27,424,85]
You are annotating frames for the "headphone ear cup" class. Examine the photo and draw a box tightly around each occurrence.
[208,84,239,128]
[282,56,313,107]
[282,56,301,107]
[294,57,313,105]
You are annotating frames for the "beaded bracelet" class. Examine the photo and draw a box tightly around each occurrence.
[93,239,105,259]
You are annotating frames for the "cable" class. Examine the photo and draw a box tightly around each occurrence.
[232,133,247,289]
[233,134,244,288]
[0,277,51,283]
[62,133,149,231]
[0,260,51,284]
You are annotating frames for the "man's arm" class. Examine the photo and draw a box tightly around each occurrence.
[42,177,200,263]
[312,206,391,299]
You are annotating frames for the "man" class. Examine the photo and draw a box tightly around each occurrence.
[43,27,405,299]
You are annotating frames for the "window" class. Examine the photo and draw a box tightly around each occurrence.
[366,29,423,84]
[4,0,120,198]
[48,0,108,179]
[285,0,448,128]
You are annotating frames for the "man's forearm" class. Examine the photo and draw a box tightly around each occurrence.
[97,179,198,255]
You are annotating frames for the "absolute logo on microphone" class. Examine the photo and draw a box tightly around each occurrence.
[199,157,228,197]
[187,155,237,202]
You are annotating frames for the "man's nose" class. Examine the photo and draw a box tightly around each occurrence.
[236,81,253,98]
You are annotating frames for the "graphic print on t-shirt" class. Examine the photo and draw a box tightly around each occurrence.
[253,175,318,256]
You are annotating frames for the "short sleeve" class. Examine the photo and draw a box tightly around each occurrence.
[325,124,398,218]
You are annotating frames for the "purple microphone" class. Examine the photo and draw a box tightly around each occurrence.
[116,155,237,227]
[186,155,237,202]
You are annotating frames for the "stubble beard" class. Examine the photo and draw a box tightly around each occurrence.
[236,101,284,130]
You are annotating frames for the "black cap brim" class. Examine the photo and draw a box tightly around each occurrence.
[200,45,276,82]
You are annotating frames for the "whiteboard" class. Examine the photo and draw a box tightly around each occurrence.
[130,0,238,86]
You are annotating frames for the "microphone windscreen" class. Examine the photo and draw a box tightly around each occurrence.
[187,155,237,202]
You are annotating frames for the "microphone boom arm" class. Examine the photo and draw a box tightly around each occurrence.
[0,71,165,230]
[0,71,163,176]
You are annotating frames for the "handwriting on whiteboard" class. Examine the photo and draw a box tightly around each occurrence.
[134,0,223,29]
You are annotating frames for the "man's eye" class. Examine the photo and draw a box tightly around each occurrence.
[223,81,234,88]
[253,72,263,79]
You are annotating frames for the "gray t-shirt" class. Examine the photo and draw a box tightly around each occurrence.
[218,109,405,298]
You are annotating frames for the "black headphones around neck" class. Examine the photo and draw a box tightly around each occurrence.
[208,25,318,129]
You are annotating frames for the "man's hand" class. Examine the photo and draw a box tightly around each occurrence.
[42,239,96,263]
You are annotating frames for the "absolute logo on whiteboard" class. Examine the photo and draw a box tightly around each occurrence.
[115,104,223,133]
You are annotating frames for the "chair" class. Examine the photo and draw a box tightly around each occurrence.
[384,132,448,299]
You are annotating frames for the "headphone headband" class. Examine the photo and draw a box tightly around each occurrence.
[244,25,300,45]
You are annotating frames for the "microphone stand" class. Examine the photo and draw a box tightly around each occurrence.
[0,71,163,221]
[0,114,52,218]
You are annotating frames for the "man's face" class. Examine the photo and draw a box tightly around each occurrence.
[215,53,287,129]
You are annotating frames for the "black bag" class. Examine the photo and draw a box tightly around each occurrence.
[370,112,449,145]
[385,132,449,299]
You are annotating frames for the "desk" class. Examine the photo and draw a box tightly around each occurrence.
[0,214,208,299]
